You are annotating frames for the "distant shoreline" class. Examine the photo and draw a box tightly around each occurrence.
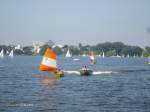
[0,42,150,57]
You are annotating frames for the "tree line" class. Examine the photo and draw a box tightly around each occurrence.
[0,42,150,57]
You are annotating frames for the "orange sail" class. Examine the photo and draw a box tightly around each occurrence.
[90,51,96,64]
[39,48,57,71]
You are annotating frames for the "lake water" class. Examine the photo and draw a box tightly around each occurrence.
[0,56,150,112]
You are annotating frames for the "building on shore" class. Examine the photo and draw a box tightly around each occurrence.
[32,40,55,55]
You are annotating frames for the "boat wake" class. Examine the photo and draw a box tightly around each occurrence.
[64,69,150,75]
[118,69,150,73]
[64,70,80,75]
[73,58,80,61]
[93,71,114,75]
[64,70,116,75]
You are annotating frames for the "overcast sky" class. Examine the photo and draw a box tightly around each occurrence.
[0,0,150,47]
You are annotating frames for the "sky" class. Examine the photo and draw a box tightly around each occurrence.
[0,0,150,47]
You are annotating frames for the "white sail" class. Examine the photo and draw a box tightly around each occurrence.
[66,49,71,57]
[102,52,105,58]
[116,54,121,58]
[6,50,9,55]
[0,49,4,58]
[9,50,14,57]
[82,54,86,57]
[37,48,40,54]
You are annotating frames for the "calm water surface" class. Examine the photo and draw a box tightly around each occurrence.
[0,56,150,112]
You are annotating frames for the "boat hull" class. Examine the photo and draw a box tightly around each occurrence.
[53,73,64,78]
[79,69,93,76]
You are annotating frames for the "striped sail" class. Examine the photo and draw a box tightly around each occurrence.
[39,48,57,71]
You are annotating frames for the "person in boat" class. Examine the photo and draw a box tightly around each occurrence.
[82,65,88,71]
[80,65,93,75]
[54,68,64,75]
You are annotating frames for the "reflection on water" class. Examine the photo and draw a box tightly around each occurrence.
[0,56,150,112]
[40,76,57,87]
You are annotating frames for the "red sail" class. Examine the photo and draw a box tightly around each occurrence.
[89,51,96,64]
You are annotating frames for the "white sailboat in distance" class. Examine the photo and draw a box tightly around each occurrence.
[9,50,14,58]
[66,49,72,57]
[0,49,4,58]
[102,52,105,58]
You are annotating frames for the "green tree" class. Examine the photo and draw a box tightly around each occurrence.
[39,45,51,55]
[23,46,33,55]
[144,47,150,57]
[53,46,62,55]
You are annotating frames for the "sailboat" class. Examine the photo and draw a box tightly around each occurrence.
[82,51,86,57]
[6,50,9,55]
[65,49,71,57]
[0,49,4,58]
[89,51,96,64]
[9,50,14,58]
[102,52,105,58]
[39,48,64,78]
[127,54,130,58]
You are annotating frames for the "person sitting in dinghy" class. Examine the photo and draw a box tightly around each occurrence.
[54,68,64,74]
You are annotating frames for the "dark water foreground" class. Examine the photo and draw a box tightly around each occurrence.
[0,56,150,112]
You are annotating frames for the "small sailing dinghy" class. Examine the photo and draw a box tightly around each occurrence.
[39,48,64,78]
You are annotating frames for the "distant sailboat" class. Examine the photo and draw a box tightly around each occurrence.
[66,49,71,57]
[82,51,86,57]
[82,54,86,57]
[98,54,101,57]
[6,50,9,55]
[39,48,64,78]
[102,52,105,58]
[116,54,121,58]
[89,51,96,64]
[9,50,14,58]
[0,49,4,58]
